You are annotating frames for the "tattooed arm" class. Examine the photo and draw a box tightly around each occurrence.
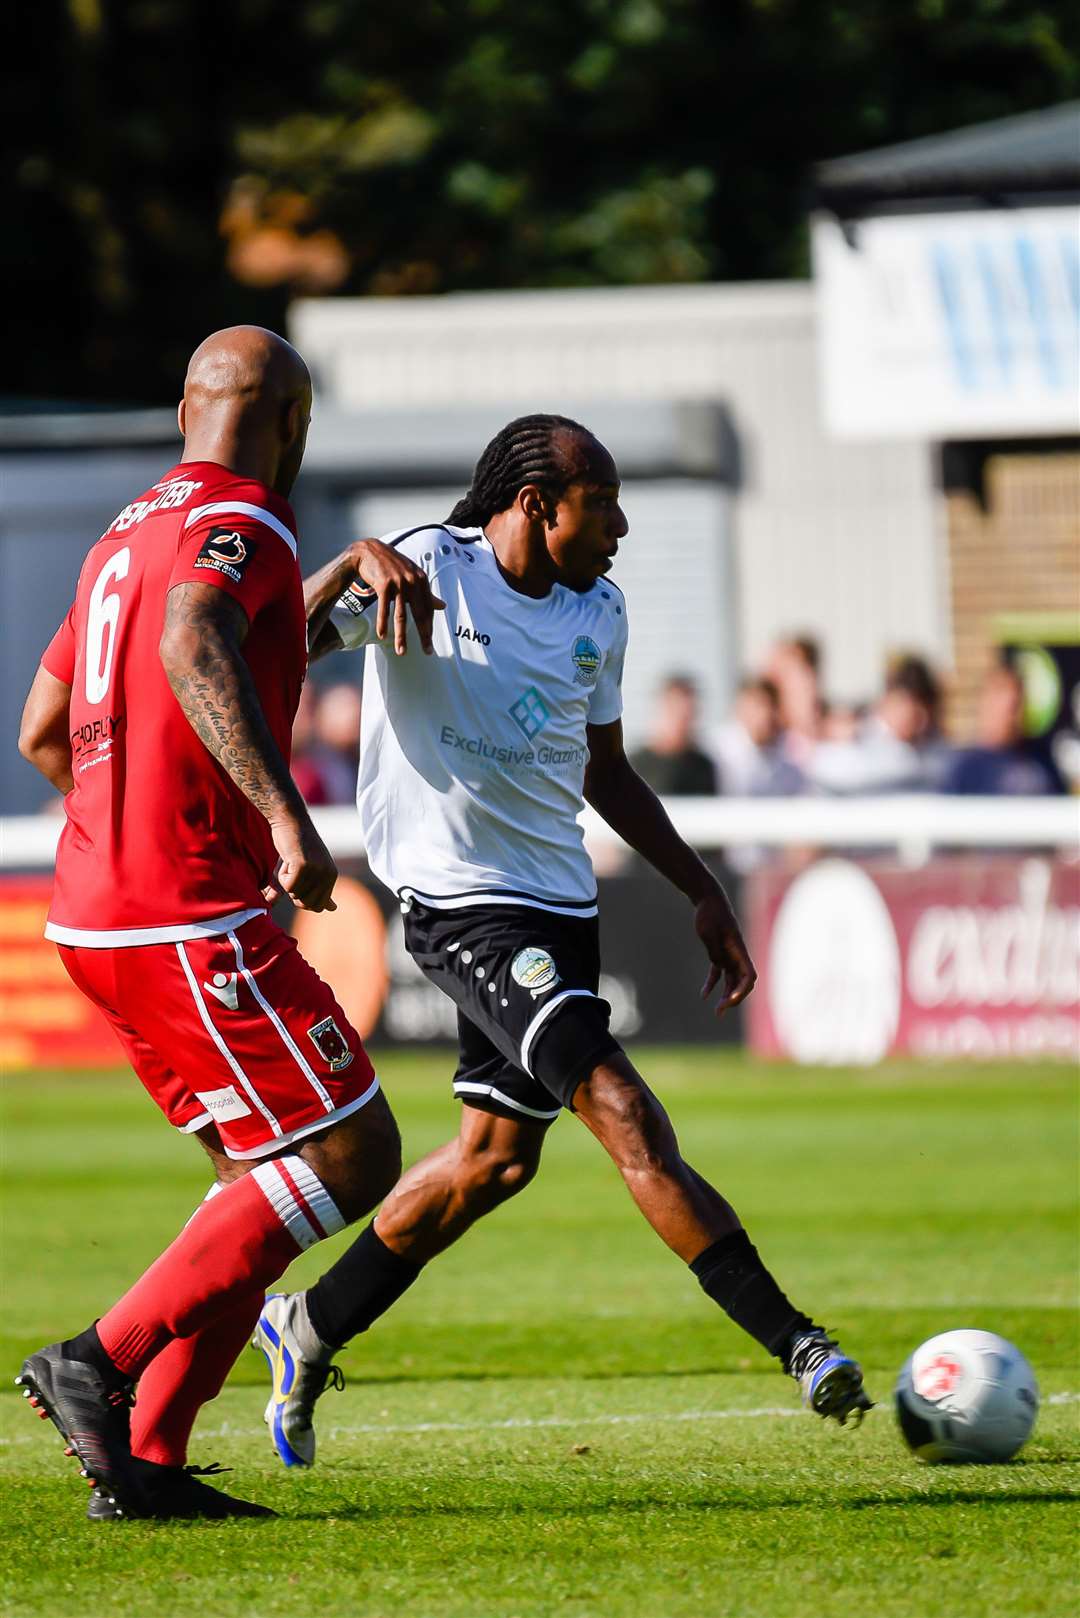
[159,582,337,911]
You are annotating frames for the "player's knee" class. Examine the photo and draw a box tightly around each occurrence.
[301,1092,403,1220]
[584,1071,678,1177]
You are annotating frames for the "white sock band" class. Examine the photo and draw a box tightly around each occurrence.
[251,1156,346,1251]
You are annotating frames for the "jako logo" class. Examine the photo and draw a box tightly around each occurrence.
[456,625,491,646]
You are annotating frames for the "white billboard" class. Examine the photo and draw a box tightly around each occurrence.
[814,206,1080,439]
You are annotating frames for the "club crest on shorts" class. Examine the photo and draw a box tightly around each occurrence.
[306,1015,355,1071]
[571,635,601,687]
[510,946,561,998]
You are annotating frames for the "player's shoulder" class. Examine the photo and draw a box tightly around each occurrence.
[100,462,297,557]
[378,522,480,569]
[570,573,628,635]
[184,467,297,547]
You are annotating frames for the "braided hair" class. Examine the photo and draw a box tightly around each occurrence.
[447,414,594,527]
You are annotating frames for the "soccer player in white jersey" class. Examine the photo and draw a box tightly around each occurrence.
[253,415,872,1466]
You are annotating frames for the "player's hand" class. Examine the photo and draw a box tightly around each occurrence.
[348,539,446,656]
[269,817,338,912]
[694,891,756,1018]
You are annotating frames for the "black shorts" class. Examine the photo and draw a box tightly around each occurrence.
[402,900,621,1122]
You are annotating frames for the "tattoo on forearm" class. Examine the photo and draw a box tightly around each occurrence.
[304,553,355,650]
[162,584,301,823]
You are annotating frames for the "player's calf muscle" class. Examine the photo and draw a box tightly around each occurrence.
[372,1121,544,1264]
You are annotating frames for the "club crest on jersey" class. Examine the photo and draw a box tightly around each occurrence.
[306,1015,355,1071]
[571,636,601,687]
[510,946,561,998]
[194,527,253,584]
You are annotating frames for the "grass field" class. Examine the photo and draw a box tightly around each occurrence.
[1,1051,1077,1618]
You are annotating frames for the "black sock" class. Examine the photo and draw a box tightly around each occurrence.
[690,1230,813,1362]
[61,1323,130,1390]
[306,1222,423,1349]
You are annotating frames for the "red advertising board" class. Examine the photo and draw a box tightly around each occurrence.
[0,877,122,1071]
[0,873,391,1075]
[748,855,1080,1063]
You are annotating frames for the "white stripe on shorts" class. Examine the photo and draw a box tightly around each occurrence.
[453,1081,560,1122]
[175,942,282,1136]
[519,988,599,1077]
[228,930,335,1112]
[220,1076,381,1161]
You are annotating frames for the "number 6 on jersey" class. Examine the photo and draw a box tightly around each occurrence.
[85,547,130,705]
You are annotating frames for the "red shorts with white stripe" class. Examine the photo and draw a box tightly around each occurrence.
[58,913,378,1159]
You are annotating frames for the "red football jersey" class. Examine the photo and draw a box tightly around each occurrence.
[41,462,306,943]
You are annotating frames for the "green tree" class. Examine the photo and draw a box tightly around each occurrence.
[7,0,1078,402]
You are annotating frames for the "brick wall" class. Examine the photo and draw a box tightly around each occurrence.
[945,451,1080,738]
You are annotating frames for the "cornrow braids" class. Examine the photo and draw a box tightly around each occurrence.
[447,414,594,527]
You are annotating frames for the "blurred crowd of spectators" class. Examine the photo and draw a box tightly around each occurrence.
[291,681,362,807]
[292,637,1069,812]
[627,636,1068,804]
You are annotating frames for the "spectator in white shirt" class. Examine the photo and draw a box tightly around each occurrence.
[711,677,806,798]
[765,635,825,770]
[808,656,949,795]
[710,678,806,872]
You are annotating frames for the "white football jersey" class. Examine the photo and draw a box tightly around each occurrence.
[330,524,628,915]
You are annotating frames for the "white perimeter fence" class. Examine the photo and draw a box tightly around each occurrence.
[2,796,1077,870]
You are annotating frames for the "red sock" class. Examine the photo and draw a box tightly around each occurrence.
[97,1157,344,1379]
[130,1289,264,1468]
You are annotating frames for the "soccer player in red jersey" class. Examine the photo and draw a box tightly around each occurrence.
[15,327,425,1521]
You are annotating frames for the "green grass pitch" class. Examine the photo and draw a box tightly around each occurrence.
[1,1051,1077,1618]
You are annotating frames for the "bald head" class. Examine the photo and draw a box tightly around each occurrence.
[179,326,313,496]
[185,325,309,407]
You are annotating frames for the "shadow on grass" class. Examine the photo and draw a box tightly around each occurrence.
[283,1364,764,1388]
[285,1486,1080,1523]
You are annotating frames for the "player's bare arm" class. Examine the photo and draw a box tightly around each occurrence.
[160,580,338,911]
[584,717,756,1016]
[305,539,445,660]
[18,665,75,794]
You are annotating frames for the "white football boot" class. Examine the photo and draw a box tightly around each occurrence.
[252,1293,343,1468]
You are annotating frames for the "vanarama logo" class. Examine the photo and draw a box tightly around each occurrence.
[194,528,253,584]
[571,636,601,687]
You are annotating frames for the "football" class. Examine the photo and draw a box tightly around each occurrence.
[894,1329,1039,1463]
